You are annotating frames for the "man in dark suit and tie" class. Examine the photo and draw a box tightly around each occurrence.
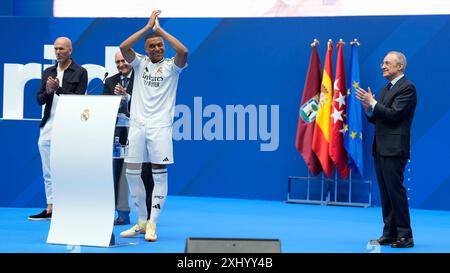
[103,51,154,225]
[356,51,417,248]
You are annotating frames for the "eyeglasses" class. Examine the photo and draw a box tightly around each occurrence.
[380,61,401,68]
[115,60,127,64]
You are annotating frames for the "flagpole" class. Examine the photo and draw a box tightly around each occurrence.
[340,38,346,205]
[311,37,324,205]
[334,167,338,203]
[328,37,333,205]
[350,38,359,205]
[310,38,319,47]
[321,173,325,205]
[350,38,360,46]
[348,39,355,204]
[307,168,311,201]
[349,167,352,203]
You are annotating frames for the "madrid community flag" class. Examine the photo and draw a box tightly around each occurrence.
[329,40,350,179]
[344,40,364,176]
[295,40,323,176]
[312,40,333,177]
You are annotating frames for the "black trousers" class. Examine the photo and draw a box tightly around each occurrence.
[113,127,154,218]
[374,154,413,238]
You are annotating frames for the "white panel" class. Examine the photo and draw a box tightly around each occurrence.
[47,95,121,247]
[2,63,41,119]
[43,44,56,61]
[53,0,450,17]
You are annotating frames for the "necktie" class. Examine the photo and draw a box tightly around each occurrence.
[386,82,392,90]
[380,82,392,104]
[122,77,129,88]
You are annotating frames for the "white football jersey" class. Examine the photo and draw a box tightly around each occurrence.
[130,53,186,128]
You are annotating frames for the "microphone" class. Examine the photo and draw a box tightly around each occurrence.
[85,72,109,95]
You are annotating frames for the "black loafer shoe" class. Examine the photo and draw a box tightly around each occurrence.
[391,238,414,248]
[28,209,52,221]
[369,236,397,245]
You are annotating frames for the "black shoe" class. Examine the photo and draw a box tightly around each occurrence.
[369,236,397,245]
[391,238,414,248]
[28,209,52,221]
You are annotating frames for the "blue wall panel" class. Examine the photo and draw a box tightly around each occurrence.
[1,16,449,210]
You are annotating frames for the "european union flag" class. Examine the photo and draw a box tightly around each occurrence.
[344,41,364,176]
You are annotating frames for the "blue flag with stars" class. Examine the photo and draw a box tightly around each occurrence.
[344,42,364,176]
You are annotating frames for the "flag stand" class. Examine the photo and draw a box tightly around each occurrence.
[292,38,371,207]
[326,168,372,208]
[287,169,372,207]
[287,171,332,205]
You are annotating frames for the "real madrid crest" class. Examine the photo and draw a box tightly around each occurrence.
[80,108,91,122]
[155,67,163,77]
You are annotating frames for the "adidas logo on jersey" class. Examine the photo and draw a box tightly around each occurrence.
[153,204,161,209]
[163,157,169,162]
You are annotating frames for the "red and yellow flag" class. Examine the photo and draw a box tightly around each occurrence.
[312,40,333,177]
[329,40,349,179]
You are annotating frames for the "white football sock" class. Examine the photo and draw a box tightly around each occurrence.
[125,168,148,223]
[149,168,168,224]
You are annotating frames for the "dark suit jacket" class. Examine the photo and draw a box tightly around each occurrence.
[37,60,88,127]
[368,76,417,158]
[103,71,135,144]
[103,71,134,116]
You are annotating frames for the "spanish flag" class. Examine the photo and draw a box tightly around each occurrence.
[312,40,333,177]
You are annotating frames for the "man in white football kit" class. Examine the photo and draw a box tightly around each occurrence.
[119,10,188,241]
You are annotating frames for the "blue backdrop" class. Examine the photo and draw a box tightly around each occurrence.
[1,15,449,211]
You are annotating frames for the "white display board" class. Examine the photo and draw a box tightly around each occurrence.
[47,95,121,247]
[54,0,450,17]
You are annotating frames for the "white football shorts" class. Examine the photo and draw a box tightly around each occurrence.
[125,124,173,164]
